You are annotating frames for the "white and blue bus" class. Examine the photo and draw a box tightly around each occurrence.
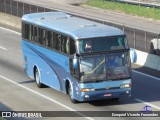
[22,12,131,103]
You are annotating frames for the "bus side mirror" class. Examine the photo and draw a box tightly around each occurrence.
[157,34,160,39]
[73,53,78,69]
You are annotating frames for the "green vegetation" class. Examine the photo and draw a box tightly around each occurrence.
[85,0,160,20]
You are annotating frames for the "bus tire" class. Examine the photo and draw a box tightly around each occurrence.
[68,83,78,103]
[34,68,44,88]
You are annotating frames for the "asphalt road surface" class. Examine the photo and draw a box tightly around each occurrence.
[0,27,160,120]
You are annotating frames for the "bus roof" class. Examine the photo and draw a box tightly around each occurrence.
[22,12,125,40]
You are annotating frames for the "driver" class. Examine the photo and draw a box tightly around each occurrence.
[84,41,92,52]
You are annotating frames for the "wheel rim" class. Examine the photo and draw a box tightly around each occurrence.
[69,85,73,100]
[36,69,40,84]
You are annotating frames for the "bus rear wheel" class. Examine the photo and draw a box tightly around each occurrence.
[35,68,44,88]
[68,84,78,104]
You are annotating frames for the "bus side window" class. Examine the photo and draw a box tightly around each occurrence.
[38,28,43,45]
[29,25,34,41]
[31,25,34,41]
[42,29,46,46]
[44,30,48,47]
[22,22,25,39]
[70,38,76,55]
[52,32,56,49]
[66,37,70,54]
[58,34,62,51]
[55,33,61,51]
[24,23,29,40]
[47,30,52,48]
[61,35,68,54]
[34,26,38,43]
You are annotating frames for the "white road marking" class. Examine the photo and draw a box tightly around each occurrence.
[135,99,160,110]
[0,26,21,35]
[132,70,160,81]
[0,75,94,120]
[0,46,7,50]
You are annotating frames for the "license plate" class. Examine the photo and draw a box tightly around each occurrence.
[104,93,112,97]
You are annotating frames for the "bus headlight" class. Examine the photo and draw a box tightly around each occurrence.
[81,88,95,92]
[120,84,131,88]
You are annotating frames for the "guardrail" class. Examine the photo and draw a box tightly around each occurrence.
[112,0,160,9]
[0,0,159,53]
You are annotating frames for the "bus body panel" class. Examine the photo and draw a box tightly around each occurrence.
[77,79,131,101]
[22,40,73,92]
[79,88,131,101]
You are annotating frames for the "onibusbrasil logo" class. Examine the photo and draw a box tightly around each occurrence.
[140,105,152,113]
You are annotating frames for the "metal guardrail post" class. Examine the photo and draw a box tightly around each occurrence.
[157,34,159,55]
[37,6,38,13]
[122,25,124,32]
[37,6,39,13]
[10,0,12,15]
[145,32,147,52]
[4,0,6,13]
[17,2,18,17]
[30,4,31,13]
[23,2,24,15]
[134,29,136,49]
[138,4,140,7]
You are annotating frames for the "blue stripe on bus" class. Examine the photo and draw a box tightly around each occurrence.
[26,43,64,91]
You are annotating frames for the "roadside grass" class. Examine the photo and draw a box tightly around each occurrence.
[85,0,160,20]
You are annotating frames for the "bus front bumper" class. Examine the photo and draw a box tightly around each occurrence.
[78,89,131,102]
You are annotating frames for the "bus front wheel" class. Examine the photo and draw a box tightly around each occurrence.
[68,84,78,104]
[35,68,44,88]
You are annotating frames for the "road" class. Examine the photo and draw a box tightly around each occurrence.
[0,27,160,120]
[15,0,160,34]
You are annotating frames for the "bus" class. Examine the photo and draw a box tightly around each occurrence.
[22,12,131,103]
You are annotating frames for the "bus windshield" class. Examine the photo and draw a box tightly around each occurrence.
[79,51,131,83]
[78,35,128,53]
